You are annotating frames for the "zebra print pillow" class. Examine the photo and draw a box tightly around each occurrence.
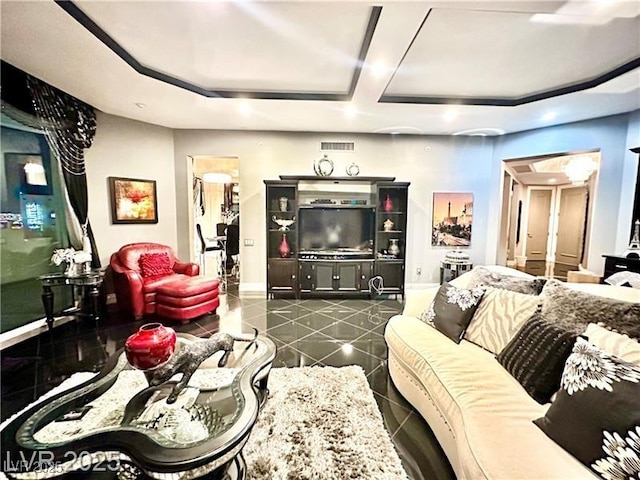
[585,323,640,366]
[465,287,541,354]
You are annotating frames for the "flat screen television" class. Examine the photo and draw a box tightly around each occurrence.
[298,207,375,255]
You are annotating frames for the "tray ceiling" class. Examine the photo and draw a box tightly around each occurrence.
[1,1,639,135]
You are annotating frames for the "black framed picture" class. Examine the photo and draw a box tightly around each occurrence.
[108,176,158,224]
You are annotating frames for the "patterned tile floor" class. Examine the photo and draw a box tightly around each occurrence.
[1,283,455,480]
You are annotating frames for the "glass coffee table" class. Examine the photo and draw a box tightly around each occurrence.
[1,333,276,479]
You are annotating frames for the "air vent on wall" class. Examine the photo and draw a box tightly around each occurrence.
[320,141,355,152]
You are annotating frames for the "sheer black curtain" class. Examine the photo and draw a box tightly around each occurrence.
[1,61,100,267]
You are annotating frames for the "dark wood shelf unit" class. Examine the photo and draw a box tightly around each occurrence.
[602,255,640,283]
[279,175,396,182]
[265,177,409,299]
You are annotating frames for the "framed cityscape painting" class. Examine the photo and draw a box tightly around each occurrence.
[432,192,473,246]
[109,176,158,224]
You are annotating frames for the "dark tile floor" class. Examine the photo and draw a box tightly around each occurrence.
[1,283,455,480]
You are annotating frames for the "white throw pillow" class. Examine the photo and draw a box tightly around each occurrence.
[465,287,540,354]
[584,323,640,366]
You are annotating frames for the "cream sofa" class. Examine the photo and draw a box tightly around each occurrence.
[384,266,640,480]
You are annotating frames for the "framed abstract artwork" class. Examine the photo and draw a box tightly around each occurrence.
[432,192,473,246]
[109,177,158,224]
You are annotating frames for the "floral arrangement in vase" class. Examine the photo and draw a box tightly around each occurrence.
[51,247,92,275]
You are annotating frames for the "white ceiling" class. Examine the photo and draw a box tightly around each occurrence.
[1,1,639,136]
[504,151,600,185]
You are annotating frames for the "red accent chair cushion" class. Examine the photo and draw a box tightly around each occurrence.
[139,252,173,277]
[109,242,204,320]
[156,277,220,323]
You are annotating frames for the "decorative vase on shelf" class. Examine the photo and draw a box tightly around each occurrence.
[388,239,400,257]
[278,233,291,258]
[125,323,177,371]
[383,219,394,232]
[383,194,393,212]
[278,197,288,212]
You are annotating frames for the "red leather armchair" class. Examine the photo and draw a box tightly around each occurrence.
[110,242,207,320]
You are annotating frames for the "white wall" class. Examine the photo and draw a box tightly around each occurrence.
[174,131,495,291]
[83,110,637,288]
[85,112,177,266]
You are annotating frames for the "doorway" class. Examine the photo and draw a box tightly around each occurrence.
[192,156,240,288]
[500,151,600,280]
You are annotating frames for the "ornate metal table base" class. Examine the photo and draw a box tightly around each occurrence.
[1,334,276,480]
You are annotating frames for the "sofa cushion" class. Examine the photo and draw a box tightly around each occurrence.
[385,315,594,479]
[585,323,640,366]
[115,242,177,272]
[534,338,640,479]
[419,282,484,343]
[139,252,173,277]
[497,314,577,404]
[468,265,547,295]
[540,279,640,338]
[142,273,182,293]
[465,287,541,354]
[465,287,540,354]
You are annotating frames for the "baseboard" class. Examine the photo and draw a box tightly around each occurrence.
[405,282,439,291]
[0,314,76,350]
[238,283,266,297]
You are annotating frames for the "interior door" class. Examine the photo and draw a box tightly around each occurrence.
[555,186,588,278]
[525,189,552,275]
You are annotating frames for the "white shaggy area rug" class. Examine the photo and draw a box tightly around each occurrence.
[0,366,408,480]
[245,366,408,479]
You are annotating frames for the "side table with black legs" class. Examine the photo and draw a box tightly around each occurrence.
[38,269,106,329]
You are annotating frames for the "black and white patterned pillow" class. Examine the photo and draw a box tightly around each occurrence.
[419,282,484,343]
[534,338,640,479]
[497,313,577,404]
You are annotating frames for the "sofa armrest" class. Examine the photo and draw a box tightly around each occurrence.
[173,261,199,276]
[403,286,439,318]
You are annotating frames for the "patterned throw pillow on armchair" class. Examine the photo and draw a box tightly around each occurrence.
[139,252,173,277]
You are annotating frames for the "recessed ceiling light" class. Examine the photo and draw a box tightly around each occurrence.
[452,128,505,136]
[370,61,387,77]
[548,178,557,184]
[542,112,557,121]
[135,102,145,109]
[373,126,424,135]
[444,109,458,122]
[344,105,357,118]
[239,101,252,116]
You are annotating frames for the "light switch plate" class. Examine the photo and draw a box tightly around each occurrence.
[244,239,254,246]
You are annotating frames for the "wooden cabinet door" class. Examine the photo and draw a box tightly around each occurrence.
[360,262,373,291]
[315,263,334,291]
[375,262,404,291]
[267,259,297,294]
[299,262,314,292]
[336,263,359,292]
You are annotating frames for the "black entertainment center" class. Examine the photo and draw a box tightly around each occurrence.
[265,176,409,299]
